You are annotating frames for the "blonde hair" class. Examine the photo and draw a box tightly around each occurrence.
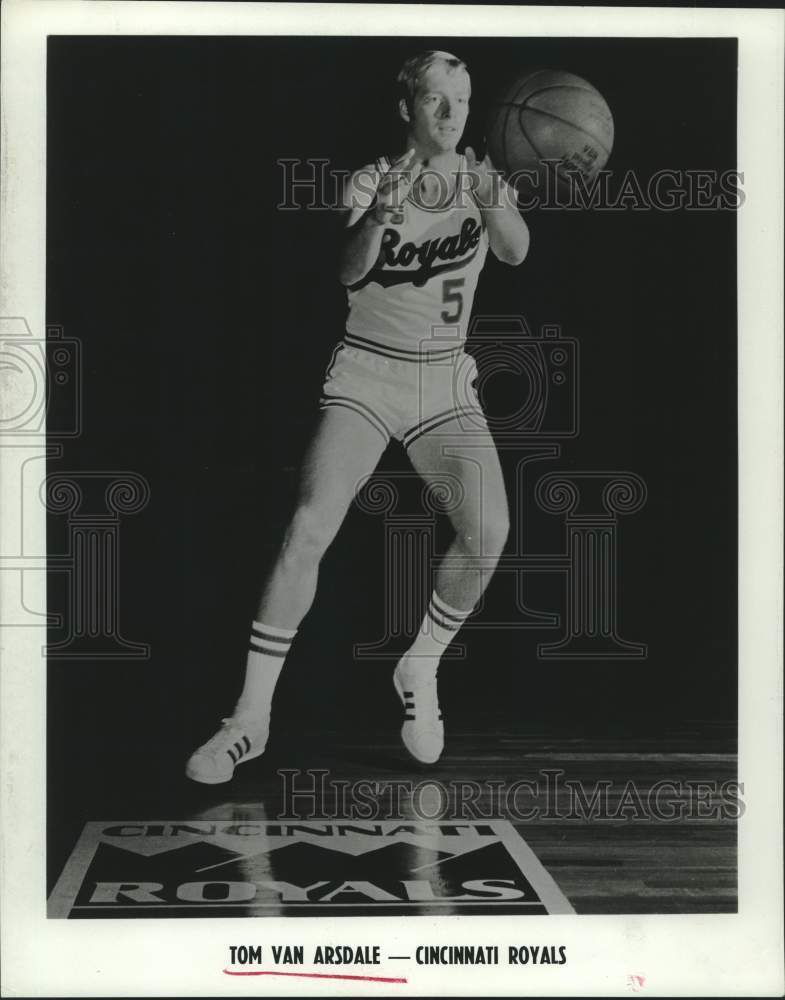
[396,50,469,113]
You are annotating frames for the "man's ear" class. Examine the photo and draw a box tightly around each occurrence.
[398,98,410,123]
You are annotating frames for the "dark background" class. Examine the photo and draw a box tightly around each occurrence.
[47,36,737,840]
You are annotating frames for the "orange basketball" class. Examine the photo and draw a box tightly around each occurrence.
[486,69,614,191]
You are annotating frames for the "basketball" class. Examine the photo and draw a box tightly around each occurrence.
[486,69,614,192]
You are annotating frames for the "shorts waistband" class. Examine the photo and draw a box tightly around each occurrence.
[344,331,465,363]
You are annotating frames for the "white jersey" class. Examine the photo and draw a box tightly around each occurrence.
[345,155,489,356]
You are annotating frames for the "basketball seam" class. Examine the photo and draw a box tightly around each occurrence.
[516,114,545,164]
[522,82,601,104]
[520,105,612,159]
[502,68,556,101]
[498,70,554,173]
[501,100,514,176]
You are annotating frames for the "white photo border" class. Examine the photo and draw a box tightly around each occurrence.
[1,2,783,996]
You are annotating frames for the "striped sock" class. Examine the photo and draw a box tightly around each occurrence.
[233,620,297,729]
[397,592,473,682]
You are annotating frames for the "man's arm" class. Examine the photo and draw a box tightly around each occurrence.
[465,146,530,267]
[338,200,387,288]
[338,151,419,287]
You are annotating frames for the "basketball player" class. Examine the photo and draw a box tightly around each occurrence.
[186,50,529,782]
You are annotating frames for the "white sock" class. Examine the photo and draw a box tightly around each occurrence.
[234,620,297,730]
[397,592,473,682]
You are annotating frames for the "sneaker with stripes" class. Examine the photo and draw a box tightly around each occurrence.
[393,662,444,764]
[392,591,473,764]
[185,717,266,784]
[185,620,297,784]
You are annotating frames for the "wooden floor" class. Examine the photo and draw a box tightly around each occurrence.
[48,721,737,916]
[262,727,737,914]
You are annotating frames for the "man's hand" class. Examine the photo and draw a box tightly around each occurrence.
[372,148,421,224]
[339,150,421,285]
[465,145,502,206]
[465,145,529,266]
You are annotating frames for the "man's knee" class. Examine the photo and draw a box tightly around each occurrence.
[282,505,336,564]
[483,507,510,557]
[455,507,510,558]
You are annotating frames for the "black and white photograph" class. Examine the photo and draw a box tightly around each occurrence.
[1,2,782,996]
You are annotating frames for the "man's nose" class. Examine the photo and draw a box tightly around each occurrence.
[438,98,453,118]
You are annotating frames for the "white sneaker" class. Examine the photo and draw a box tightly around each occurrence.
[185,718,267,784]
[393,663,444,764]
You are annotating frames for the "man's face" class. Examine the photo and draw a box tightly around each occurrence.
[406,63,471,154]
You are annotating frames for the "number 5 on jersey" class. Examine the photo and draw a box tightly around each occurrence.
[441,278,465,323]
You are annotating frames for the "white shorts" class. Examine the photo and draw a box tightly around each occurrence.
[320,334,489,451]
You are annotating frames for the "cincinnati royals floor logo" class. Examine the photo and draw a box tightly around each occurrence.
[48,820,573,918]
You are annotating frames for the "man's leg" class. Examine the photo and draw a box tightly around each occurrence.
[186,406,388,783]
[394,424,509,762]
[232,405,388,723]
